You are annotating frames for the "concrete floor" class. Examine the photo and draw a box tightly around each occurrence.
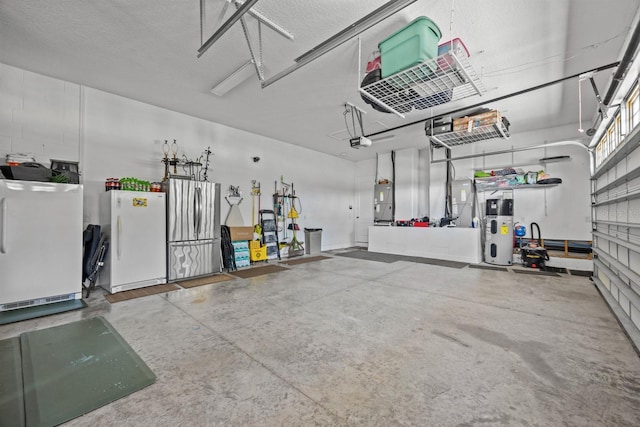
[2,252,640,426]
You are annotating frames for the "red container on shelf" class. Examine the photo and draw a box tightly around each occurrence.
[413,221,429,227]
[437,37,470,70]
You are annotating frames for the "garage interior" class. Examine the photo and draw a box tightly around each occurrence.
[2,1,640,425]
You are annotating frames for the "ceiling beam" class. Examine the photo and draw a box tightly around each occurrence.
[261,0,417,88]
[197,0,259,58]
[234,0,294,40]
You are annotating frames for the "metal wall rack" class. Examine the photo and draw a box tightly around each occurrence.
[430,121,510,150]
[358,49,486,118]
[474,180,559,193]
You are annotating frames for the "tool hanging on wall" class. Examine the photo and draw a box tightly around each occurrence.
[251,180,261,226]
[273,178,291,241]
[286,181,304,257]
[224,185,245,226]
[271,176,304,257]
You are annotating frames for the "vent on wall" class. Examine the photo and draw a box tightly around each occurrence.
[0,293,76,311]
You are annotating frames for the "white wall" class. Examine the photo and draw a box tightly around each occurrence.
[358,148,423,222]
[1,61,593,246]
[0,64,81,165]
[418,147,430,218]
[394,148,419,220]
[1,63,356,250]
[429,124,592,240]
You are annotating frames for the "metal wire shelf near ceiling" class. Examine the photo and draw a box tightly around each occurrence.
[430,120,510,148]
[358,49,485,118]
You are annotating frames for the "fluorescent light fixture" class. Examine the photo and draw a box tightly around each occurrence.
[210,60,256,96]
[198,0,259,58]
[262,0,417,88]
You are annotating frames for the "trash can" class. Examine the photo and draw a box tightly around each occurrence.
[304,228,322,255]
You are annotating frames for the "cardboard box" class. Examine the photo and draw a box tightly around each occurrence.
[250,246,268,261]
[453,110,501,132]
[229,226,254,241]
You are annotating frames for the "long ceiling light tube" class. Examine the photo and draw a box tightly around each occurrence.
[197,0,259,58]
[210,60,256,96]
[261,0,417,88]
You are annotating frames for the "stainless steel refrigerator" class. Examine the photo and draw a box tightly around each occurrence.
[166,178,221,281]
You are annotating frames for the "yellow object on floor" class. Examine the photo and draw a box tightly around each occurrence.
[250,246,267,261]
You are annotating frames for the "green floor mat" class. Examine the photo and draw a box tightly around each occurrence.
[0,337,25,427]
[468,264,509,272]
[514,269,560,277]
[335,250,404,263]
[19,316,156,427]
[0,299,87,326]
[401,256,468,269]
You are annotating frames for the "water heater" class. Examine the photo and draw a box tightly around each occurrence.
[484,198,513,265]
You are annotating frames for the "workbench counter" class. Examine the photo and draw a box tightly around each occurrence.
[368,226,482,264]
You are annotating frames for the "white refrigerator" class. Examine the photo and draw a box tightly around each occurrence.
[99,190,166,294]
[0,180,83,311]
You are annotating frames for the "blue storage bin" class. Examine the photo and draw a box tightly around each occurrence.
[414,89,453,109]
[379,16,442,79]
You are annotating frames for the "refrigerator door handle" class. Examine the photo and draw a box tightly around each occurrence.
[196,187,203,236]
[0,198,6,254]
[117,215,122,260]
[192,189,198,238]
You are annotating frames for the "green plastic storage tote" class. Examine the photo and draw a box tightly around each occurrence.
[379,16,442,79]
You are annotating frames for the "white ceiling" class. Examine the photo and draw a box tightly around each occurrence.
[1,0,639,161]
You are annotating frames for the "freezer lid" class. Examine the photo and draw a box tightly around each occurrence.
[167,179,220,242]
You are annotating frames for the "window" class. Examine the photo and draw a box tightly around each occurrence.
[595,81,639,169]
[596,134,607,167]
[607,114,619,149]
[595,141,603,167]
[628,83,639,131]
